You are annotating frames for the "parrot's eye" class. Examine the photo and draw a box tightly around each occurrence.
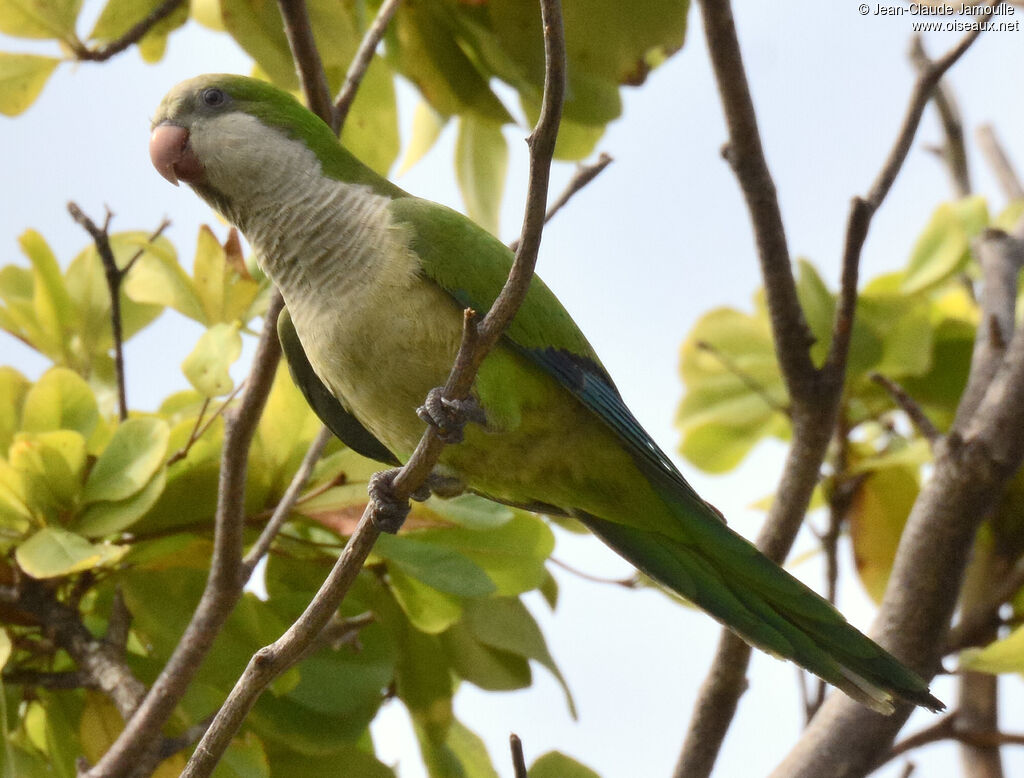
[201,88,227,108]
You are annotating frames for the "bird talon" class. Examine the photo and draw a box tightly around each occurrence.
[367,469,410,534]
[416,387,486,444]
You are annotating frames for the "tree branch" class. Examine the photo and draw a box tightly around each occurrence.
[871,372,941,445]
[179,3,566,774]
[909,36,971,198]
[82,293,285,778]
[331,0,403,133]
[510,734,528,778]
[508,152,613,253]
[977,125,1024,202]
[66,204,170,421]
[675,11,986,776]
[69,0,184,62]
[277,0,334,126]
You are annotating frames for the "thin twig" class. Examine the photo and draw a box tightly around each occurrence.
[179,3,566,774]
[549,557,641,588]
[241,426,332,577]
[332,0,403,133]
[871,373,941,445]
[976,125,1024,202]
[510,734,528,778]
[277,0,334,125]
[909,36,971,198]
[69,0,184,62]
[509,152,614,253]
[166,385,245,467]
[67,204,170,421]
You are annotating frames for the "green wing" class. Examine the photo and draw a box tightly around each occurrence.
[278,306,400,466]
[387,197,702,502]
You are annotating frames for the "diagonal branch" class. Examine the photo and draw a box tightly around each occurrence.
[69,0,184,62]
[332,0,403,133]
[180,2,566,775]
[277,0,334,126]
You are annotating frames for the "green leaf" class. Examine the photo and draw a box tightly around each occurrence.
[0,0,79,39]
[406,513,554,595]
[961,624,1024,675]
[455,116,508,236]
[529,752,600,778]
[0,630,11,670]
[902,196,989,293]
[191,227,262,326]
[213,732,269,778]
[463,598,575,716]
[182,322,243,398]
[398,100,447,175]
[9,430,87,512]
[339,55,399,177]
[0,367,30,453]
[849,466,918,603]
[388,566,464,634]
[264,743,395,777]
[374,533,496,598]
[676,306,788,473]
[20,230,73,359]
[82,417,169,503]
[20,367,99,442]
[441,621,531,692]
[73,467,165,537]
[16,527,127,578]
[418,494,515,530]
[122,235,204,322]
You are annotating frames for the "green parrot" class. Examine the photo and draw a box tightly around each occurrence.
[150,74,942,715]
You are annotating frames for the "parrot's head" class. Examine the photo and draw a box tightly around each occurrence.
[150,75,399,220]
[150,73,345,203]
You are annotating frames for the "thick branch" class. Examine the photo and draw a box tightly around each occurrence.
[180,3,566,774]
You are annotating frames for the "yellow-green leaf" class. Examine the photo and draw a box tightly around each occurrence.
[0,53,59,118]
[961,624,1024,675]
[455,115,507,236]
[74,468,165,537]
[82,417,169,503]
[20,367,99,441]
[181,322,243,397]
[398,99,446,175]
[15,527,127,578]
[529,752,600,778]
[122,235,204,322]
[0,366,30,452]
[849,466,918,602]
[89,0,187,62]
[0,0,80,39]
[902,196,988,293]
[0,629,11,670]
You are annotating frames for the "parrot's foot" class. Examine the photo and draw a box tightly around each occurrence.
[417,388,486,444]
[367,469,423,534]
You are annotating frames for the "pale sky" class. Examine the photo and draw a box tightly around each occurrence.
[2,2,1024,776]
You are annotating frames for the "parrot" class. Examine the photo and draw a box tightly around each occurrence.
[149,74,942,715]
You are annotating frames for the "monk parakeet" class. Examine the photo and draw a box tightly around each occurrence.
[150,74,942,714]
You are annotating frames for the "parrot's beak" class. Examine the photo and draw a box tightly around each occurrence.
[149,122,204,186]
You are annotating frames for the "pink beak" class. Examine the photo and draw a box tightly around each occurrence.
[149,123,204,186]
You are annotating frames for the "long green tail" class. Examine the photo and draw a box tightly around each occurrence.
[576,496,942,714]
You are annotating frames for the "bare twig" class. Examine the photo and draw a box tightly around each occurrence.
[871,372,941,445]
[332,0,403,133]
[277,0,334,126]
[69,0,184,62]
[509,152,614,253]
[879,710,1024,771]
[549,557,641,588]
[947,555,1024,652]
[82,292,285,778]
[67,204,170,421]
[180,3,566,774]
[240,425,332,577]
[510,734,528,778]
[977,125,1024,202]
[909,36,971,198]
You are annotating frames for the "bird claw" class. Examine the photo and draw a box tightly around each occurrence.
[416,387,486,444]
[367,469,410,534]
[368,470,468,533]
